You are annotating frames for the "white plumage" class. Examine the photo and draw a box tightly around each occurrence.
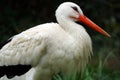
[0,2,110,80]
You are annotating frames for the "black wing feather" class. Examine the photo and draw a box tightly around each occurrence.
[0,65,32,79]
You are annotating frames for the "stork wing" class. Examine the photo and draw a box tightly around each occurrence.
[0,37,32,78]
[0,29,46,78]
[0,65,31,79]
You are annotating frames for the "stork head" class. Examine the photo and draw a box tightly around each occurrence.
[55,2,111,37]
[56,2,82,21]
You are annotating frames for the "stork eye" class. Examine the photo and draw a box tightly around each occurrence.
[71,6,79,12]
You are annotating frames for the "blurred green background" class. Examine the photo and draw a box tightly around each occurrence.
[0,0,120,80]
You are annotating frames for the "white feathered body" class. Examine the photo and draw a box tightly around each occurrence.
[0,22,92,80]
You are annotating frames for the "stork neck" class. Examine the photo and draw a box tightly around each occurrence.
[57,16,85,35]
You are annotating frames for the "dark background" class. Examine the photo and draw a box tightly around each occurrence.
[0,0,120,79]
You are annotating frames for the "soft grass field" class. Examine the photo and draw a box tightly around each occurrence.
[53,67,120,80]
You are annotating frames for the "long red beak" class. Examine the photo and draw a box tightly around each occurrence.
[77,15,111,37]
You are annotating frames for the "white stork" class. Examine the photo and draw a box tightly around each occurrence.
[0,2,110,80]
